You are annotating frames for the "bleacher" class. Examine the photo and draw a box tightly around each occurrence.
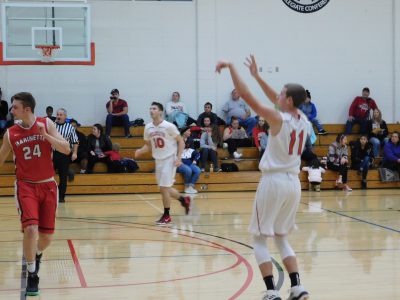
[1,123,399,196]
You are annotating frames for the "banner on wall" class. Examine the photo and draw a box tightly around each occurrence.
[282,0,330,14]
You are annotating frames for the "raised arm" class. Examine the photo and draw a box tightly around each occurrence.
[244,55,279,106]
[216,59,282,134]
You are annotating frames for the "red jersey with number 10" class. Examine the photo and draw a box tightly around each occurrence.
[8,117,55,181]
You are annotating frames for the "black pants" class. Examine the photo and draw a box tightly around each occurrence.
[327,161,348,183]
[226,138,252,155]
[86,155,110,173]
[201,148,218,168]
[53,151,70,201]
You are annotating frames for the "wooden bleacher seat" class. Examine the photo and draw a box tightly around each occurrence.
[1,123,400,196]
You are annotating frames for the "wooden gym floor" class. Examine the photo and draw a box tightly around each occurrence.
[0,190,399,300]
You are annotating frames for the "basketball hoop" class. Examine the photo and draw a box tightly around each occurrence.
[35,45,60,63]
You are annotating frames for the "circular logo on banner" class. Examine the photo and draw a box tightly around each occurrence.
[282,0,330,13]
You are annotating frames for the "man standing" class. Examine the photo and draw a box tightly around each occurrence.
[106,89,132,138]
[217,55,310,300]
[221,89,257,136]
[135,102,191,225]
[0,92,70,296]
[53,108,78,202]
[345,87,378,134]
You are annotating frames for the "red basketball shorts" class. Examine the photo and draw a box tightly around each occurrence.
[15,180,58,234]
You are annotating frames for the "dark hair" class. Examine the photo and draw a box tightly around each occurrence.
[362,87,370,93]
[204,102,213,109]
[46,106,53,111]
[335,133,346,143]
[310,158,320,169]
[284,83,306,108]
[12,92,36,113]
[93,123,104,135]
[306,89,311,99]
[151,101,164,111]
[230,116,239,124]
[172,91,180,98]
[256,116,270,132]
[391,131,399,144]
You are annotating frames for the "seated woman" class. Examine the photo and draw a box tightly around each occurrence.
[223,116,252,159]
[86,124,112,174]
[200,116,222,172]
[252,116,269,158]
[177,127,201,194]
[327,134,352,191]
[165,91,197,128]
[382,131,400,173]
[367,108,389,157]
[350,135,374,189]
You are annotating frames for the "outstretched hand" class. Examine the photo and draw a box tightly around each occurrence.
[244,54,258,78]
[215,61,230,73]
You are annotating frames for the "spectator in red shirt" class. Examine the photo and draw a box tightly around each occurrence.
[345,87,378,134]
[106,89,132,138]
[252,116,269,157]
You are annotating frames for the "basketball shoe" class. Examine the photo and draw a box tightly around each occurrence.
[262,289,282,300]
[155,215,171,226]
[181,196,191,214]
[26,272,39,296]
[287,285,309,300]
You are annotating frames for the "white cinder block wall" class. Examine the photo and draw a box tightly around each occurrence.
[0,0,399,125]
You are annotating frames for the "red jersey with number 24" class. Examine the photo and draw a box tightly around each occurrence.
[8,117,55,181]
[259,111,310,175]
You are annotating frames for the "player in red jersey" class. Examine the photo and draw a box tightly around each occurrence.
[0,92,70,296]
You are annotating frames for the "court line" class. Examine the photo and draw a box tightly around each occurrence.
[67,240,87,288]
[304,202,400,234]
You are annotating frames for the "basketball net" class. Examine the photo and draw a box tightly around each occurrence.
[35,45,60,63]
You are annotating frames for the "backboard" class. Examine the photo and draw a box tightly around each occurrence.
[1,2,94,65]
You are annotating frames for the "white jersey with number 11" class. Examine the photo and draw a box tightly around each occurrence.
[143,120,180,160]
[259,111,310,175]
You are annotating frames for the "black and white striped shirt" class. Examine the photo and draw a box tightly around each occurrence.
[55,122,79,147]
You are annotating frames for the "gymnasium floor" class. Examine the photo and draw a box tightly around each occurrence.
[0,190,399,299]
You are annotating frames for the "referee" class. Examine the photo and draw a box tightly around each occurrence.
[53,108,78,203]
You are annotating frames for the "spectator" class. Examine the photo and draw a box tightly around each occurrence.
[223,116,252,159]
[0,88,8,136]
[327,134,352,191]
[200,117,222,172]
[106,89,132,138]
[345,87,378,134]
[165,91,197,128]
[221,89,257,137]
[45,106,56,122]
[301,122,318,164]
[105,143,139,173]
[69,119,88,174]
[367,108,388,157]
[252,116,269,157]
[53,108,79,202]
[177,127,201,194]
[299,90,327,135]
[382,131,400,173]
[350,135,374,189]
[302,158,326,192]
[86,124,112,174]
[197,102,226,127]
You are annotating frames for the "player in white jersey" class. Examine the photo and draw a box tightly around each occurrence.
[216,56,310,300]
[135,102,191,225]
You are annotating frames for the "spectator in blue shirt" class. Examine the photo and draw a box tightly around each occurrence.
[299,90,327,135]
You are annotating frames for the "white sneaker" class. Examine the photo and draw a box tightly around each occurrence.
[184,187,192,194]
[287,285,309,300]
[262,290,282,300]
[223,142,228,149]
[188,186,198,194]
[233,151,242,159]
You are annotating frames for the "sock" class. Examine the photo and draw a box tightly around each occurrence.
[178,196,185,204]
[36,251,42,256]
[289,272,300,287]
[164,208,170,216]
[263,275,275,290]
[27,261,36,273]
